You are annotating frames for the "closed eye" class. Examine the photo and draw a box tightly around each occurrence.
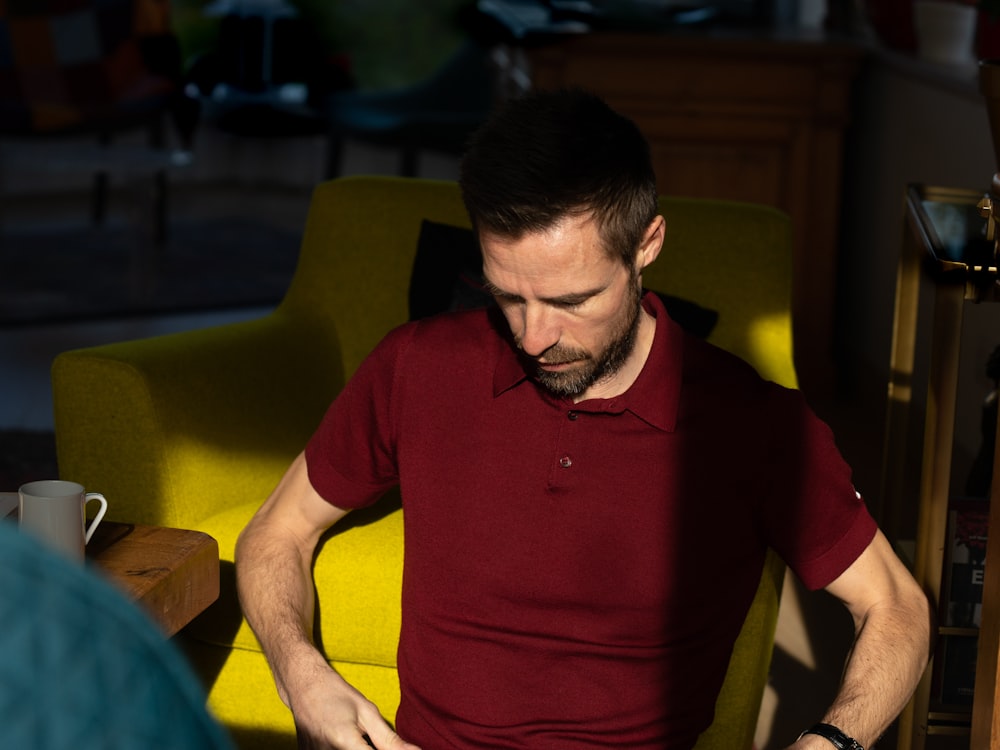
[549,298,586,311]
[482,277,600,310]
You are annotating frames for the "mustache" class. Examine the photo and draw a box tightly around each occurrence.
[515,341,590,366]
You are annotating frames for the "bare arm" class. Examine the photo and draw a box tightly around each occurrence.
[235,452,420,750]
[786,530,933,749]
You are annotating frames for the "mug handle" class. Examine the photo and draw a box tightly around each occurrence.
[84,493,108,544]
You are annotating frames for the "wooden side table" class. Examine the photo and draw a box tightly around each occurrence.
[87,522,220,637]
[2,494,219,638]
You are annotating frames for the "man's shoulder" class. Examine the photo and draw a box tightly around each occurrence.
[680,332,768,388]
[408,307,499,342]
[675,331,802,419]
[384,307,505,363]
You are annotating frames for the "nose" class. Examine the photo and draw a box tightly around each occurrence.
[518,302,560,358]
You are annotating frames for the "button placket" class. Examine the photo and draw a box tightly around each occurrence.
[548,406,582,488]
[558,409,580,469]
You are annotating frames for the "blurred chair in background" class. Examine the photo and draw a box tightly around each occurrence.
[187,1,494,180]
[186,0,353,178]
[0,0,197,243]
[324,39,496,178]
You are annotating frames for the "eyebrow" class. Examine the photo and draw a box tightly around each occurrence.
[481,276,606,306]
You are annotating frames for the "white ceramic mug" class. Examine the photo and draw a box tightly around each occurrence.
[18,480,108,562]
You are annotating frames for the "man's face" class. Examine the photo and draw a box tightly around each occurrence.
[481,213,645,401]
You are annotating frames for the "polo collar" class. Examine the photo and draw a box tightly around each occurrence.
[491,291,683,432]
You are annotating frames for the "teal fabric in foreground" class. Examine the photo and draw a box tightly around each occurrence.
[0,522,234,750]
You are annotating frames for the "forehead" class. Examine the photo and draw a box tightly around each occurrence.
[479,214,618,292]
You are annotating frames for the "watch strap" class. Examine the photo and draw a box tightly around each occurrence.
[799,723,865,750]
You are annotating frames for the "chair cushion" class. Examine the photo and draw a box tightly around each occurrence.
[189,497,403,671]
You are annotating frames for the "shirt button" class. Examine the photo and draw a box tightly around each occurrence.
[567,411,579,421]
[559,456,573,468]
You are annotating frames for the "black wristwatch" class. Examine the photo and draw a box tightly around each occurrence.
[799,723,865,750]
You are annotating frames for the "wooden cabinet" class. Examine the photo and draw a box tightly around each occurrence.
[512,31,863,396]
[882,184,1000,749]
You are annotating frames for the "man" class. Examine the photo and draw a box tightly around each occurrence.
[236,89,931,750]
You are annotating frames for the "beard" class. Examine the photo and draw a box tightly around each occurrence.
[521,278,643,399]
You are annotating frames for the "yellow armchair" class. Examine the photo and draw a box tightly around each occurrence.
[52,176,795,749]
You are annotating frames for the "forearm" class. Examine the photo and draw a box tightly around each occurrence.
[235,512,331,706]
[795,598,932,749]
[234,459,416,749]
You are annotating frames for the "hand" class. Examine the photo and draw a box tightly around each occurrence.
[288,664,422,750]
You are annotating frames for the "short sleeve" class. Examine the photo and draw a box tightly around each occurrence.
[304,324,415,509]
[760,386,877,590]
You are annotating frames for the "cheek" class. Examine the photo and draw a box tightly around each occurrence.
[580,305,633,351]
[588,306,626,340]
[561,317,605,352]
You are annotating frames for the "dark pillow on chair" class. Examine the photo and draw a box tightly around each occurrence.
[409,220,718,339]
[409,220,492,319]
[652,292,718,340]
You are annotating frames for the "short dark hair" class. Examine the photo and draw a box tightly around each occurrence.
[459,88,659,267]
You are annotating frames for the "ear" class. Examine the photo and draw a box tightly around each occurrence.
[634,215,665,274]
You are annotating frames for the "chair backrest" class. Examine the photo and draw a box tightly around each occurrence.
[0,521,234,750]
[283,175,797,391]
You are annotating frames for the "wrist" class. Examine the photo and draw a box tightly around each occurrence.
[274,641,336,704]
[798,723,865,750]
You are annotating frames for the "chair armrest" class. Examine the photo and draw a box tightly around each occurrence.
[52,311,343,529]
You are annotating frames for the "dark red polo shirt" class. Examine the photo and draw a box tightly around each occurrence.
[306,292,876,749]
